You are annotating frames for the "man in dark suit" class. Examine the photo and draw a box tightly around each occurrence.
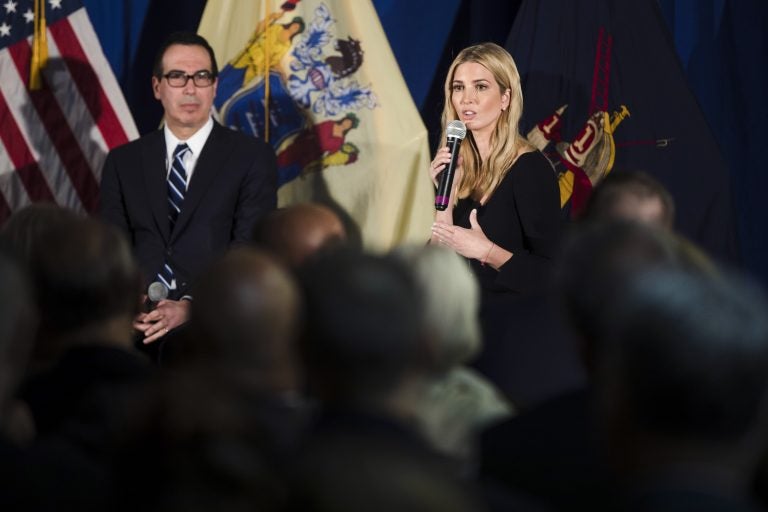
[100,32,277,346]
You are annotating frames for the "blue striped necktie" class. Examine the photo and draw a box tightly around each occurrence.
[157,143,190,290]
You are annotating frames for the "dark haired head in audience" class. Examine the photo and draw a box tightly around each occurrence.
[179,248,302,394]
[0,203,82,264]
[596,269,768,508]
[27,215,142,362]
[2,204,143,368]
[0,248,36,440]
[252,202,347,270]
[582,170,675,229]
[299,249,426,408]
[113,373,286,512]
[556,220,688,367]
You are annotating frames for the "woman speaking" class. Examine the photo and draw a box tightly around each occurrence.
[429,43,562,405]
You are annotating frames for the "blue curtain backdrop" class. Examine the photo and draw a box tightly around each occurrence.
[657,0,768,290]
[82,0,768,288]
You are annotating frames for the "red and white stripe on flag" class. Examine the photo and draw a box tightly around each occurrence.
[0,0,137,222]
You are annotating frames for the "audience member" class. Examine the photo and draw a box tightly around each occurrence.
[0,203,82,271]
[596,269,768,511]
[0,249,37,510]
[112,372,288,512]
[252,202,347,270]
[178,248,301,384]
[0,247,36,436]
[479,220,704,511]
[12,215,151,511]
[167,248,309,459]
[393,245,511,464]
[290,250,484,511]
[581,170,674,229]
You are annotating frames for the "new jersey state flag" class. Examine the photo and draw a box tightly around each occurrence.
[0,0,138,222]
[198,0,434,250]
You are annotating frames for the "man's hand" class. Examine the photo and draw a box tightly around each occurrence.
[133,299,190,344]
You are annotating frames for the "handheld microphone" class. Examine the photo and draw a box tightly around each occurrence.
[435,120,467,211]
[146,281,169,311]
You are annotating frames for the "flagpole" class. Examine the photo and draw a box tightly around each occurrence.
[263,0,272,143]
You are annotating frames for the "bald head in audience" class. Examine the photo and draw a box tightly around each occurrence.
[183,248,301,392]
[252,203,346,269]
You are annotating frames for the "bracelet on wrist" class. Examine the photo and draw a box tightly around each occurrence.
[481,242,494,266]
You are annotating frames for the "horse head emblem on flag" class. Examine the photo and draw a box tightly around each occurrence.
[213,1,377,187]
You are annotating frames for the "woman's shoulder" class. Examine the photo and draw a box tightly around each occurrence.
[510,149,555,173]
[499,150,556,189]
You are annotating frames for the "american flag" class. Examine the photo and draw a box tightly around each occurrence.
[0,0,137,222]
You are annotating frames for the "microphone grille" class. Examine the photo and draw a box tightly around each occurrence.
[446,120,467,140]
[148,281,169,302]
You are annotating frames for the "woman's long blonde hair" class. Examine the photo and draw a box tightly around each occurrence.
[440,42,532,200]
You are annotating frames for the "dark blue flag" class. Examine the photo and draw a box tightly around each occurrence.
[507,0,738,263]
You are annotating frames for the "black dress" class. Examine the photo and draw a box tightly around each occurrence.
[454,151,580,406]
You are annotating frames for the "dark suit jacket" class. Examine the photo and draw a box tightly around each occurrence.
[100,121,277,297]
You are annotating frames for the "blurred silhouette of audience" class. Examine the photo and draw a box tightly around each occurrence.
[480,220,698,511]
[1,206,151,510]
[393,245,511,464]
[112,372,290,512]
[596,268,768,511]
[112,247,309,510]
[290,249,484,511]
[176,248,308,454]
[0,248,37,510]
[1,185,764,512]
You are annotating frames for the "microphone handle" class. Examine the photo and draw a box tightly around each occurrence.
[435,136,462,211]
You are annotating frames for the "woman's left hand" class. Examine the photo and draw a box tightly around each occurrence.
[431,209,490,260]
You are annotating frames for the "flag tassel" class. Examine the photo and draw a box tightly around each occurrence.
[30,0,48,90]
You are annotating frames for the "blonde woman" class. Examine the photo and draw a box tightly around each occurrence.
[429,43,562,402]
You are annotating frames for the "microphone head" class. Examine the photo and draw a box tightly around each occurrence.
[148,281,169,302]
[446,120,467,140]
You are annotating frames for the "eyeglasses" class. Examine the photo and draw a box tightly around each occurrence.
[162,70,216,88]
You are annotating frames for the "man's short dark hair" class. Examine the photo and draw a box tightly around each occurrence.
[30,217,141,338]
[0,248,36,410]
[152,32,219,79]
[298,250,425,399]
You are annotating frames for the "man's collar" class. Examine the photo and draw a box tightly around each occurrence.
[163,117,215,155]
